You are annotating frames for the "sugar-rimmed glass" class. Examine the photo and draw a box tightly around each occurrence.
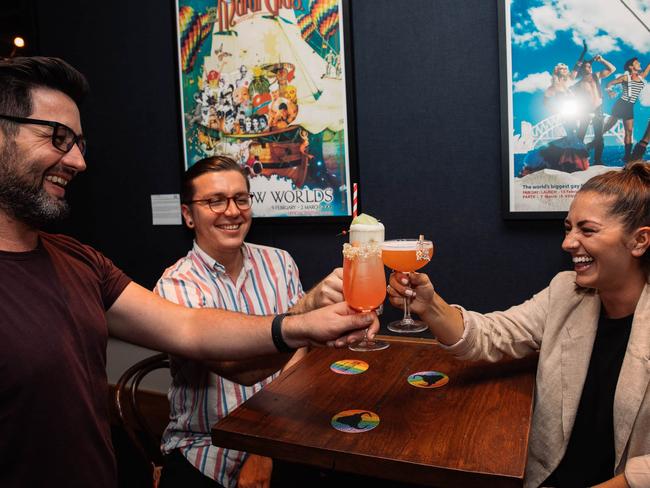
[342,242,389,351]
[382,238,434,333]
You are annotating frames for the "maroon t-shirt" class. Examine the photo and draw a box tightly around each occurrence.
[0,232,131,487]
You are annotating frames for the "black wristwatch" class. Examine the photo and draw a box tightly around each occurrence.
[271,313,296,353]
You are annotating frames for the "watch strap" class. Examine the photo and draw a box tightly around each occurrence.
[271,313,296,353]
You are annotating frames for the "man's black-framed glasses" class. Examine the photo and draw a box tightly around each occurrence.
[187,193,253,213]
[0,114,86,155]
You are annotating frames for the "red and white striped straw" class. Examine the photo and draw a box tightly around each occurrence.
[352,183,358,218]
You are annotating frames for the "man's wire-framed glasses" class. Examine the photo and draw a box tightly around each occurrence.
[187,193,253,213]
[0,114,86,155]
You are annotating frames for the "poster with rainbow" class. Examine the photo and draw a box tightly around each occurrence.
[175,0,355,218]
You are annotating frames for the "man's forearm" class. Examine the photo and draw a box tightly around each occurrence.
[108,283,376,360]
[108,283,281,359]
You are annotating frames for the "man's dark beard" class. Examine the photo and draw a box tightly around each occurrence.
[0,140,70,228]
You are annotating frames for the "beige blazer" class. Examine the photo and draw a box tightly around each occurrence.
[445,272,650,488]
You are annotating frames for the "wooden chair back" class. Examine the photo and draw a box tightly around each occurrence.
[114,353,170,488]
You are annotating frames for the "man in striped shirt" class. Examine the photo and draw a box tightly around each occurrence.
[155,156,344,488]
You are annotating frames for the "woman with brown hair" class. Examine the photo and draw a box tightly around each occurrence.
[388,163,650,487]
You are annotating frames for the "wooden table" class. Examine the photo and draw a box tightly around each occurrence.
[212,337,536,487]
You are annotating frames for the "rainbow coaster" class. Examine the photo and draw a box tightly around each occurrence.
[331,409,380,433]
[330,359,369,375]
[407,371,449,389]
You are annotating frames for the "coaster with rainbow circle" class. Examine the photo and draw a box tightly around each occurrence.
[331,409,380,433]
[407,371,449,389]
[330,359,369,375]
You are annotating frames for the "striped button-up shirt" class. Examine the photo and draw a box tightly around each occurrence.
[155,241,304,487]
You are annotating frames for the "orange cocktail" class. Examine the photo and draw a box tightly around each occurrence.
[342,243,386,312]
[382,245,434,272]
[382,239,434,333]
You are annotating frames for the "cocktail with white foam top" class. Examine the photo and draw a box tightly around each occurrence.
[342,214,389,351]
[348,222,385,246]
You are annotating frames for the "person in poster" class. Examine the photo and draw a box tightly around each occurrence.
[602,56,650,161]
[506,0,650,214]
[575,54,616,165]
[176,0,353,218]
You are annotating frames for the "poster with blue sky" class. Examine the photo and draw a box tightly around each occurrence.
[502,0,650,215]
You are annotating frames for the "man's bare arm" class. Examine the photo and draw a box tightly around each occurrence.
[106,282,377,360]
[595,55,615,79]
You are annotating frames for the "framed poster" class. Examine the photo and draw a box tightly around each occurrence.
[498,0,649,218]
[175,0,357,219]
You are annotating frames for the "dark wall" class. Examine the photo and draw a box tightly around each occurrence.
[32,0,569,322]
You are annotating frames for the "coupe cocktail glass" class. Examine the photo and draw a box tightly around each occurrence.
[342,242,389,351]
[382,238,434,333]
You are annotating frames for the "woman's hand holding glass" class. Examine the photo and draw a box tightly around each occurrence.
[387,272,465,345]
[381,239,433,333]
[386,271,436,319]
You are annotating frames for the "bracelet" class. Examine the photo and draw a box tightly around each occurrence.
[271,313,296,353]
